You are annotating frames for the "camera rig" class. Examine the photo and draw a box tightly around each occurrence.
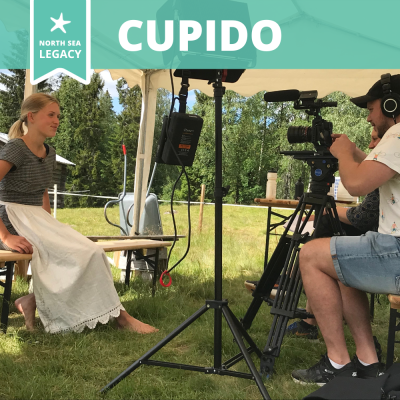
[279,90,339,196]
[287,90,337,151]
[236,90,344,378]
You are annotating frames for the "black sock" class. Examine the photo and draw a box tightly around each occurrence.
[300,319,316,328]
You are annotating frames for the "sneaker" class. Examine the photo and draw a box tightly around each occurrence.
[285,319,319,340]
[292,354,357,386]
[353,355,385,379]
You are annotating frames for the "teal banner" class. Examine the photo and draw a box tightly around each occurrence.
[0,0,399,70]
[30,0,90,84]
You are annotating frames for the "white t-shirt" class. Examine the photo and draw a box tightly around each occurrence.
[364,123,400,236]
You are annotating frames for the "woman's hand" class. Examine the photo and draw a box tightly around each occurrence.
[3,234,33,254]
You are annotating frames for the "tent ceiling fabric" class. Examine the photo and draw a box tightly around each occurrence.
[95,69,400,97]
[93,67,400,232]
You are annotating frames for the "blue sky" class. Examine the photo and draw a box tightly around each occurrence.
[0,69,197,114]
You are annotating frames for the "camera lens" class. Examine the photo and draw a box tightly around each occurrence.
[287,126,312,144]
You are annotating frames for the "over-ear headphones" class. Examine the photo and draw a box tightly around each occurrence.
[380,73,400,118]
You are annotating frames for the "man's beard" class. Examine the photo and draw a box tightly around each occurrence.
[376,119,393,138]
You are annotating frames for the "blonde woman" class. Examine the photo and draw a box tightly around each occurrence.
[2,93,157,334]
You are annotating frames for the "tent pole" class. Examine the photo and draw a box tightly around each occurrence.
[131,72,157,235]
[24,70,37,99]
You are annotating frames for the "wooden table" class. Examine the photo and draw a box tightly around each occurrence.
[254,198,355,268]
[96,240,172,294]
[254,199,310,269]
[87,235,183,282]
[87,235,185,242]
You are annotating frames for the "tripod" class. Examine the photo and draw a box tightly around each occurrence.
[241,152,344,378]
[101,71,271,400]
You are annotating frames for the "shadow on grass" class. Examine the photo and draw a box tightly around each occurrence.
[0,272,396,400]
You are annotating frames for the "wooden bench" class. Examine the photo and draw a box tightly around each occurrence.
[0,239,171,333]
[87,235,183,277]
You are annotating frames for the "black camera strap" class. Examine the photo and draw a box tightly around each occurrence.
[178,71,190,114]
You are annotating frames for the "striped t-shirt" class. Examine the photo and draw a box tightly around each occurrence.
[0,138,56,237]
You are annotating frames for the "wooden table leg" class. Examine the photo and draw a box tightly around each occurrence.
[113,251,121,268]
[14,260,29,281]
[152,249,160,297]
[264,207,272,270]
[1,261,14,333]
[124,250,133,286]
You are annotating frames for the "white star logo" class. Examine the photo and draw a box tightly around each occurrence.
[50,13,71,34]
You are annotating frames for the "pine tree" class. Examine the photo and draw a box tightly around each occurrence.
[50,76,83,157]
[63,73,106,207]
[149,88,177,197]
[99,90,118,195]
[109,79,142,193]
[0,69,26,133]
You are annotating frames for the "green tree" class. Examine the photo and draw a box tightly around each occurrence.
[108,79,142,194]
[99,90,118,193]
[322,92,371,150]
[49,76,82,157]
[61,73,107,206]
[0,69,26,133]
[0,70,51,134]
[149,88,179,198]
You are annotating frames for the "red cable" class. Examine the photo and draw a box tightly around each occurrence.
[159,270,172,287]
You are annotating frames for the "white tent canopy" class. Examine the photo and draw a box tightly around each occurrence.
[96,69,400,98]
[25,68,400,233]
[95,68,400,234]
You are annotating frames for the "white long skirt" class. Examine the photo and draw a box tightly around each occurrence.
[2,201,125,333]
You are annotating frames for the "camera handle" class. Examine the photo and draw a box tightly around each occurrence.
[239,191,344,378]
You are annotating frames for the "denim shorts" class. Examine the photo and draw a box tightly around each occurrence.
[330,231,400,295]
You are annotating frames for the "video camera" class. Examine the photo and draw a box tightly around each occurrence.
[264,89,338,195]
[264,89,337,152]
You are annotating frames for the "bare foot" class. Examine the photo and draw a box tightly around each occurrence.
[116,310,158,334]
[15,293,36,331]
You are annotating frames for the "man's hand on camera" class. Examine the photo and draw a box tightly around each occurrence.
[330,134,356,159]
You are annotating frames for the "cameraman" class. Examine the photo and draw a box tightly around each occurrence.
[286,127,381,340]
[292,74,400,385]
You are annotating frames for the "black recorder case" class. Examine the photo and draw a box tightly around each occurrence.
[156,112,203,167]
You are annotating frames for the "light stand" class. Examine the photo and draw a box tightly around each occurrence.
[100,70,271,400]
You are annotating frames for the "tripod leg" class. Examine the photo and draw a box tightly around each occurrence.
[241,236,291,330]
[257,205,310,377]
[225,306,263,358]
[222,306,271,400]
[260,314,289,377]
[101,305,209,393]
[260,194,345,377]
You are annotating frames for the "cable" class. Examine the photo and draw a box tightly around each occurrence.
[103,142,128,236]
[160,70,193,284]
[167,170,183,264]
[167,169,191,273]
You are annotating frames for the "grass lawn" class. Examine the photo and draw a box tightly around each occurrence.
[0,204,395,400]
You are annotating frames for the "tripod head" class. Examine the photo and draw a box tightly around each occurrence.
[280,150,338,195]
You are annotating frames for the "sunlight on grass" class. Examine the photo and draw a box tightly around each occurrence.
[0,204,396,400]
